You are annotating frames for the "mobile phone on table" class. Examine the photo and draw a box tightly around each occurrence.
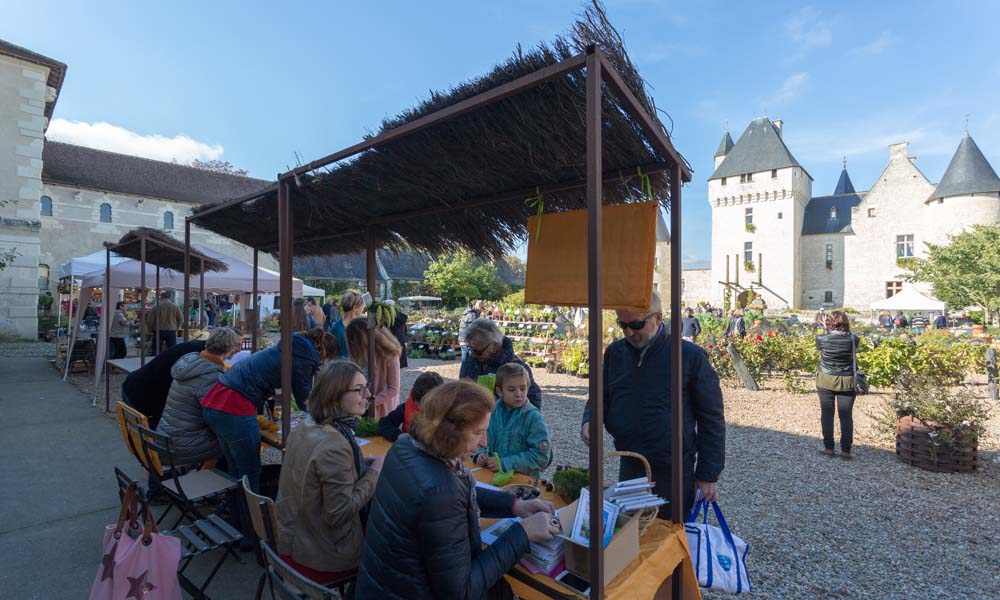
[554,570,590,597]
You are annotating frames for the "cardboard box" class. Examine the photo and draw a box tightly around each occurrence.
[556,498,640,584]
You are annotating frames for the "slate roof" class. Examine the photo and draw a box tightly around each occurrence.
[41,141,272,204]
[714,131,734,158]
[834,168,855,195]
[801,192,865,235]
[293,250,524,286]
[0,38,67,124]
[927,133,1000,201]
[709,117,810,181]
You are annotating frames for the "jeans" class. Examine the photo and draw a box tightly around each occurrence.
[203,407,261,535]
[817,388,856,452]
[110,337,127,359]
[156,330,177,353]
[460,344,469,363]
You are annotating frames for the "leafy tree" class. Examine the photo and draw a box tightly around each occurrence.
[190,159,249,177]
[424,251,502,307]
[901,224,1000,324]
[0,247,17,272]
[503,255,526,280]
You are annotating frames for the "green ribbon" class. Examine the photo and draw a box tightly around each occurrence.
[637,167,653,202]
[525,187,544,242]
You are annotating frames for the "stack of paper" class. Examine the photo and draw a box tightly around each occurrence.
[481,518,565,575]
[604,477,667,511]
[571,488,619,548]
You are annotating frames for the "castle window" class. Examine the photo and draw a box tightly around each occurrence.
[721,177,727,186]
[885,281,903,298]
[868,208,876,218]
[38,264,49,291]
[40,196,52,216]
[745,207,753,226]
[826,244,833,270]
[771,169,778,179]
[740,174,746,183]
[744,241,753,264]
[824,291,833,303]
[747,172,753,182]
[99,203,112,223]
[164,211,174,230]
[896,234,914,258]
[829,207,837,220]
[777,212,783,219]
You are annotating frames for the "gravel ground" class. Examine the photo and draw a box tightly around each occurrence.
[23,341,999,600]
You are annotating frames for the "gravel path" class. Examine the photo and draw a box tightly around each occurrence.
[35,345,1000,599]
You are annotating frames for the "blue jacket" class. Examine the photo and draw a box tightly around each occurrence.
[459,337,542,409]
[328,319,349,358]
[218,333,320,411]
[473,401,551,475]
[582,325,725,483]
[356,436,528,600]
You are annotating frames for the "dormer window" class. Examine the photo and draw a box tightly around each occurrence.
[771,169,778,178]
[829,207,837,220]
[721,177,727,186]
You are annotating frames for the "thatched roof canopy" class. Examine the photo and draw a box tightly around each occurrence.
[190,4,690,259]
[105,228,227,274]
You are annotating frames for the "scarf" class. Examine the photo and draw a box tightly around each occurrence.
[199,350,225,368]
[412,438,480,523]
[324,414,368,523]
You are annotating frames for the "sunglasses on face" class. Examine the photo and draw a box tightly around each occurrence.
[618,313,655,331]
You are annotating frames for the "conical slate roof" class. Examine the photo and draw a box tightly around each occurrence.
[709,117,810,181]
[834,168,855,195]
[927,133,1000,201]
[714,131,734,158]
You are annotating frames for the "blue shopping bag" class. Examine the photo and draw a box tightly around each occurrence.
[684,500,751,594]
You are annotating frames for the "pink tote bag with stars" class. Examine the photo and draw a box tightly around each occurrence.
[89,481,181,600]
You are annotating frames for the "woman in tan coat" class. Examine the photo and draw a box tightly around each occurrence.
[276,360,384,582]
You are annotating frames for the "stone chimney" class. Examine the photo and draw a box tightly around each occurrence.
[889,142,909,158]
[773,119,783,139]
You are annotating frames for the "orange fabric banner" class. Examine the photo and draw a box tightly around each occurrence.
[524,202,659,311]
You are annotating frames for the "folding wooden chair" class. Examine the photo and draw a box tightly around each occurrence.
[260,541,342,600]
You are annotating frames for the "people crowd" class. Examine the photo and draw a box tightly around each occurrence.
[114,289,728,598]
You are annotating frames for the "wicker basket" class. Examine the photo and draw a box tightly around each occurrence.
[896,416,978,473]
[605,451,658,536]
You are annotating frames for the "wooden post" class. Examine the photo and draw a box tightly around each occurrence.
[139,238,146,367]
[278,178,293,444]
[183,220,191,342]
[734,253,740,288]
[758,252,762,286]
[252,248,259,352]
[365,232,377,418]
[988,347,998,402]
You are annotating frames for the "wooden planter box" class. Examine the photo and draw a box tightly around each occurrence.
[896,416,978,473]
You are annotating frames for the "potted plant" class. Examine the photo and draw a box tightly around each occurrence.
[745,223,756,233]
[743,260,755,273]
[880,371,990,473]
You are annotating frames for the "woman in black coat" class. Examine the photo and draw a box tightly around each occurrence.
[356,381,558,600]
[815,311,859,460]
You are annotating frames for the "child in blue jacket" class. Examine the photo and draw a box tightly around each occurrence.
[473,362,551,475]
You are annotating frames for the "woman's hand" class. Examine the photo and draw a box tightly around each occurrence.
[475,453,488,467]
[519,511,561,543]
[485,455,499,471]
[513,498,556,519]
[365,455,385,473]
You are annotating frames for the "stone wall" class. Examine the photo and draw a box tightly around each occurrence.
[0,55,49,338]
[799,233,844,309]
[681,268,713,307]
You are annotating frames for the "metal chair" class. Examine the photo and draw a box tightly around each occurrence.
[260,541,342,600]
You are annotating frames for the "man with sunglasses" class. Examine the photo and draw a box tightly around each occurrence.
[581,291,725,516]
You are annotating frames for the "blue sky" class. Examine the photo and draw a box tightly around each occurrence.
[6,0,1000,266]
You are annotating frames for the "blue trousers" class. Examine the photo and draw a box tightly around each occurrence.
[203,407,260,538]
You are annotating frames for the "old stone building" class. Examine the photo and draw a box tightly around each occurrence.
[691,116,1000,311]
[0,39,272,338]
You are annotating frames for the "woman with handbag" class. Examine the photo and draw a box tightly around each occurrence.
[814,311,859,460]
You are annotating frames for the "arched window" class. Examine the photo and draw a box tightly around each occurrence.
[100,203,112,223]
[164,211,174,230]
[40,196,52,216]
[38,264,49,291]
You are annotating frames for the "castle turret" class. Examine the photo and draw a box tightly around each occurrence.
[925,132,1000,240]
[834,163,855,195]
[714,130,734,168]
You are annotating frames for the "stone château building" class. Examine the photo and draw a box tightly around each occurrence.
[684,117,1000,311]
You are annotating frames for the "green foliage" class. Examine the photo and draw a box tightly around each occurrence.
[424,251,502,307]
[902,224,1000,324]
[37,291,54,312]
[873,371,992,452]
[553,466,589,503]
[745,223,756,233]
[356,417,379,438]
[743,260,755,273]
[0,247,19,272]
[855,334,983,388]
[501,289,525,308]
[695,313,727,339]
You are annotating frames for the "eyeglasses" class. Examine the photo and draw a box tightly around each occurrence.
[348,386,371,398]
[617,313,655,331]
[469,343,492,356]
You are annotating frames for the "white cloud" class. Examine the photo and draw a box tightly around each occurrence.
[682,255,710,268]
[758,72,809,109]
[853,31,898,55]
[47,119,224,163]
[785,7,832,48]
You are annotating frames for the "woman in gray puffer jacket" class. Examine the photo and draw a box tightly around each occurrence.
[157,328,241,465]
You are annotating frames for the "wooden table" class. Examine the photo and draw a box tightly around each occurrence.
[106,357,145,374]
[261,425,699,599]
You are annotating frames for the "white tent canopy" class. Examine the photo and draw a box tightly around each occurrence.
[60,250,130,280]
[869,286,946,312]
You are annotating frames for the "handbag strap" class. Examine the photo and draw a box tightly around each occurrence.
[710,501,745,593]
[114,481,140,538]
[140,495,159,544]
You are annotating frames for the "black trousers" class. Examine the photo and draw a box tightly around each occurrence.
[619,454,696,520]
[817,387,856,452]
[109,337,127,359]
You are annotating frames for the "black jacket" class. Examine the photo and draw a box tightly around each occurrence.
[582,327,725,485]
[356,436,529,600]
[816,332,858,377]
[376,403,406,442]
[724,316,746,337]
[390,311,408,368]
[121,341,206,428]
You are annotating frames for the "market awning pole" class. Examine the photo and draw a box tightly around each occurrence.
[139,238,146,367]
[669,161,685,599]
[199,258,205,329]
[105,247,111,412]
[278,178,293,444]
[585,45,605,600]
[183,220,191,342]
[365,231,377,418]
[252,248,259,352]
[155,266,161,356]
